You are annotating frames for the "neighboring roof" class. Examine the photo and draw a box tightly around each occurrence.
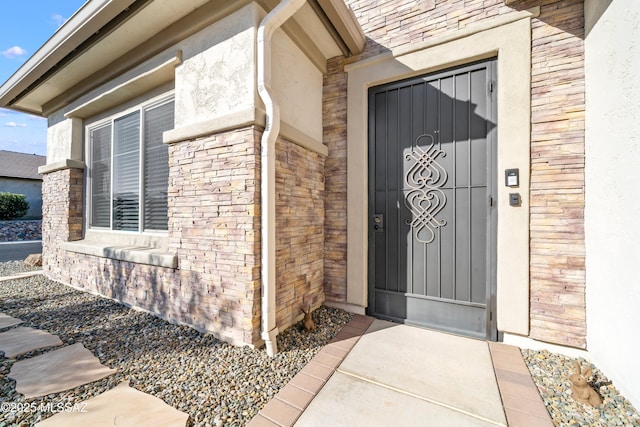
[0,0,365,116]
[0,150,46,180]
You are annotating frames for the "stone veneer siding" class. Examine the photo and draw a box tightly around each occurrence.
[41,125,328,347]
[167,126,262,345]
[41,126,263,347]
[323,57,348,302]
[275,137,325,328]
[528,0,586,348]
[323,0,586,346]
[42,168,83,276]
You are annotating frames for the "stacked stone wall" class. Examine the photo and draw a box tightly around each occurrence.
[528,0,586,348]
[275,137,325,329]
[41,126,263,347]
[323,58,349,302]
[168,126,262,345]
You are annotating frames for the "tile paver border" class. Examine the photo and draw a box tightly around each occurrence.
[489,342,554,427]
[247,314,374,427]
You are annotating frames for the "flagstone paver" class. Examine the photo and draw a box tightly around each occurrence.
[0,313,23,330]
[0,326,63,358]
[9,343,116,398]
[35,382,189,427]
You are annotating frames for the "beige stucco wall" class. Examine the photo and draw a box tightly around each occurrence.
[271,28,323,143]
[584,0,640,409]
[175,3,259,129]
[345,11,535,336]
[46,118,82,164]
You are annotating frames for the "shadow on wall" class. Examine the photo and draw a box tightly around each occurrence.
[86,259,252,345]
[504,0,587,40]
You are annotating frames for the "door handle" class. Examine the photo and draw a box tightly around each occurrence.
[373,214,384,232]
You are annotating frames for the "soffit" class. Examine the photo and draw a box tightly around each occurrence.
[2,0,362,116]
[8,0,209,115]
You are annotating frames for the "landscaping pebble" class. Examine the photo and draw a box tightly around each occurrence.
[0,261,41,277]
[0,220,42,242]
[522,349,640,427]
[0,263,352,426]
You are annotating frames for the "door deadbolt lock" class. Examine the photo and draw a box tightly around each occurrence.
[373,214,384,232]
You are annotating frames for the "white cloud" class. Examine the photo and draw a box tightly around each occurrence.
[5,121,27,127]
[1,46,27,59]
[52,13,66,27]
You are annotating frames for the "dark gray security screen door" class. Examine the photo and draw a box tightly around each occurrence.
[367,59,497,340]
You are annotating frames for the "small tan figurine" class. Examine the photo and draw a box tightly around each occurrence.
[301,306,316,332]
[569,360,602,407]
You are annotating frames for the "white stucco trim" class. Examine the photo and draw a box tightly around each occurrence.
[323,301,366,315]
[503,333,592,360]
[163,107,265,144]
[280,122,328,157]
[38,159,86,175]
[63,240,177,268]
[345,13,533,336]
[63,229,177,269]
[65,53,182,119]
[164,106,328,157]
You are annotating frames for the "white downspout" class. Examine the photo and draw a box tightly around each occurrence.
[257,0,306,357]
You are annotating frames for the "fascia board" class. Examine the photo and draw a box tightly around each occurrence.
[316,0,365,54]
[0,0,137,111]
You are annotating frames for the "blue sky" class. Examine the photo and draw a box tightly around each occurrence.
[0,1,87,156]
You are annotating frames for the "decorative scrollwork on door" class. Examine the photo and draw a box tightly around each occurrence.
[404,134,447,244]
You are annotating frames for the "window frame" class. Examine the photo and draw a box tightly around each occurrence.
[86,92,174,235]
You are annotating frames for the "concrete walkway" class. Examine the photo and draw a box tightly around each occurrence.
[250,315,553,427]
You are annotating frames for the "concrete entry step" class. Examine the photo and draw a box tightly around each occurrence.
[295,371,500,426]
[35,382,189,427]
[299,319,508,426]
[0,313,23,330]
[337,320,507,425]
[9,343,117,398]
[0,326,63,358]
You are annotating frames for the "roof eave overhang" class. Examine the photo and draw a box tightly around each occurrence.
[0,0,364,117]
[0,0,141,115]
[315,0,365,55]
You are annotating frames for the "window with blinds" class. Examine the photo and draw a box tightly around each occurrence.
[88,98,173,232]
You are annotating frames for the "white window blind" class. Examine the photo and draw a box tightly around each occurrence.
[89,98,173,232]
[113,111,140,231]
[90,125,112,228]
[143,102,173,231]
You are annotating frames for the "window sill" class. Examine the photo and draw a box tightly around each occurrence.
[63,240,177,269]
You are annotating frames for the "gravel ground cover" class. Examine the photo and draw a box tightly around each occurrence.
[0,266,352,427]
[0,261,41,277]
[522,349,640,427]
